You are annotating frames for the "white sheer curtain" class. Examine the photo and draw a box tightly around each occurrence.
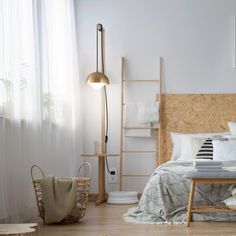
[0,0,81,222]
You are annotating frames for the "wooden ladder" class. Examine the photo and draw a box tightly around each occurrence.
[119,57,163,191]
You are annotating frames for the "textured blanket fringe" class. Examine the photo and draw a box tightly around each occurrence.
[123,207,185,225]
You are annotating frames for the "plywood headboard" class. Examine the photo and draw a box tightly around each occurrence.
[158,94,236,164]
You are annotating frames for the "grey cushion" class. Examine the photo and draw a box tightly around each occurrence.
[184,170,236,179]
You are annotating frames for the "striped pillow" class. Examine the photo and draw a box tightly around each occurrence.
[195,138,213,160]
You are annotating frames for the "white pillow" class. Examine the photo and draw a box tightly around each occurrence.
[223,196,236,210]
[228,121,236,135]
[213,140,236,161]
[170,132,229,161]
[170,132,182,161]
[170,132,210,161]
[181,134,230,161]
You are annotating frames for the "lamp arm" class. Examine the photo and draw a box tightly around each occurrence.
[96,25,98,72]
[96,23,104,73]
[100,25,105,74]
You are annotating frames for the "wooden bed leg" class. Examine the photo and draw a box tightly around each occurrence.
[186,180,195,227]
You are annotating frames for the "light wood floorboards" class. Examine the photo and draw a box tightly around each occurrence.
[38,203,236,236]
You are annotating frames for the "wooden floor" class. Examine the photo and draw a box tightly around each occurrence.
[38,203,236,236]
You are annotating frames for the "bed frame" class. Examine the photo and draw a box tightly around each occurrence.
[158,93,236,165]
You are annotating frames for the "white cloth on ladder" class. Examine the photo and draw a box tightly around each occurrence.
[137,101,159,125]
[124,101,159,138]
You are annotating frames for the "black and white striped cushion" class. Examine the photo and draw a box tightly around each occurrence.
[195,138,213,160]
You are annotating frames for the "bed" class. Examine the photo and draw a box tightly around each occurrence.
[124,94,236,224]
[125,160,236,224]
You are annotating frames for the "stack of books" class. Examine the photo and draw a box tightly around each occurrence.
[194,161,224,172]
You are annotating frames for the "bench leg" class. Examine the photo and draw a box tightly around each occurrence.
[186,180,195,227]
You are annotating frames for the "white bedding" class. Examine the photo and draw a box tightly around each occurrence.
[124,160,236,224]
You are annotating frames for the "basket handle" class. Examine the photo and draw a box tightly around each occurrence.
[31,165,45,181]
[77,162,92,179]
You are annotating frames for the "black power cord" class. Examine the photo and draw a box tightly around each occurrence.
[104,86,115,175]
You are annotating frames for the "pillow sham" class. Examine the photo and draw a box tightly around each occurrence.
[188,136,227,160]
[170,132,229,161]
[228,121,236,135]
[170,132,182,161]
[170,132,204,161]
[213,140,236,161]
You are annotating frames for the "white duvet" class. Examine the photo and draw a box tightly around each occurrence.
[124,161,236,224]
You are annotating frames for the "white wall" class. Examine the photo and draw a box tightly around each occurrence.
[75,0,236,193]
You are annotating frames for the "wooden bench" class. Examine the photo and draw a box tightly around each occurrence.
[185,171,236,227]
[0,223,37,235]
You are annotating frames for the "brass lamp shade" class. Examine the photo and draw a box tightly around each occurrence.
[86,72,110,89]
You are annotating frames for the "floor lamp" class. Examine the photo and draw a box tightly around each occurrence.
[85,23,138,205]
[85,23,111,205]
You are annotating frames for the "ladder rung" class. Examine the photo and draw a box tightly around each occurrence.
[123,126,159,129]
[123,80,160,82]
[122,151,157,153]
[122,174,151,177]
